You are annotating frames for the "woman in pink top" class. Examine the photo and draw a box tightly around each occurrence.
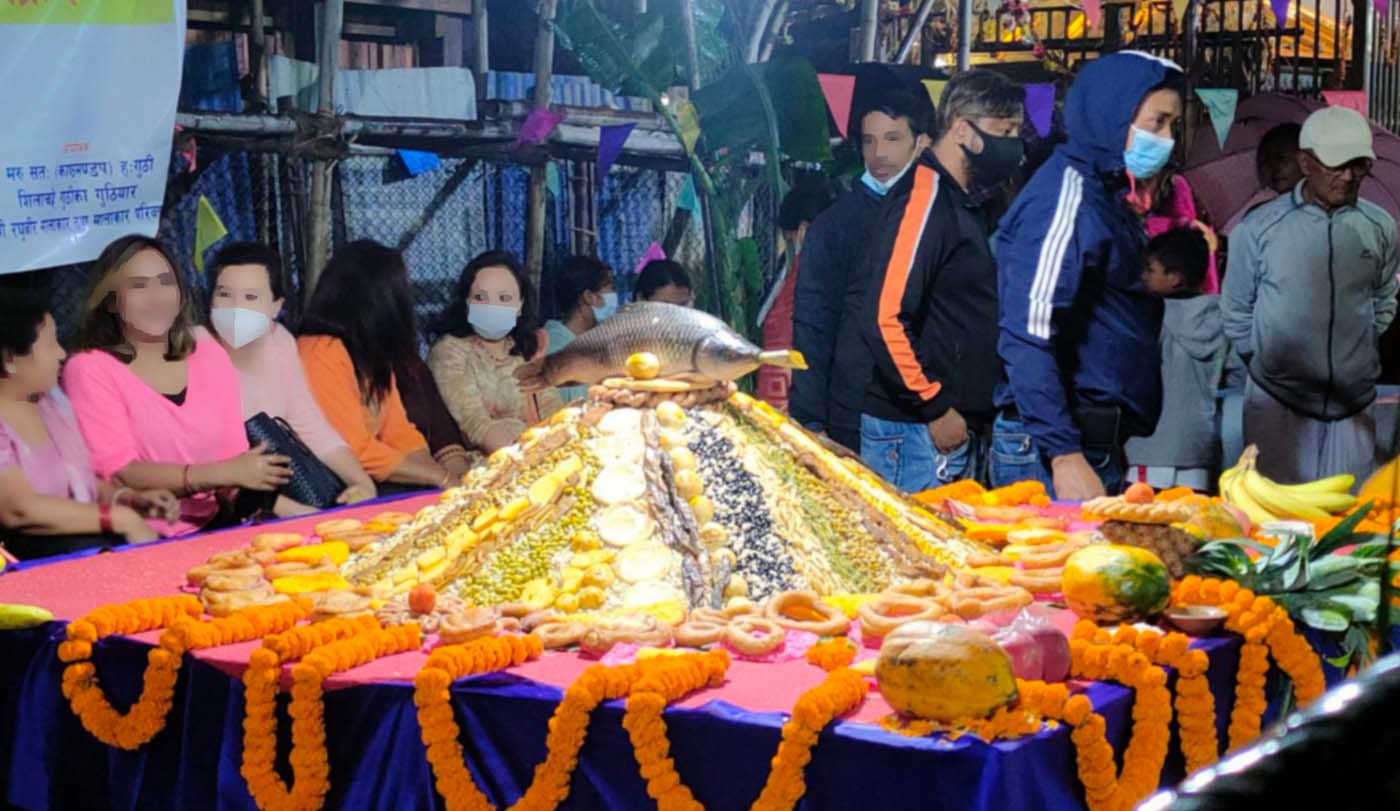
[62,235,292,536]
[206,242,375,516]
[1146,172,1219,293]
[0,291,178,559]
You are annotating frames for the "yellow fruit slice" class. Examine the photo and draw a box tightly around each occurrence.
[570,549,616,569]
[571,531,603,552]
[969,566,1018,584]
[555,454,584,480]
[592,465,647,505]
[528,475,563,508]
[642,599,687,626]
[419,559,451,582]
[583,563,616,588]
[597,504,652,547]
[1005,528,1067,546]
[555,592,581,613]
[519,579,556,612]
[471,507,500,533]
[446,526,478,557]
[616,543,673,583]
[577,586,607,609]
[655,401,686,429]
[560,567,585,594]
[673,469,703,501]
[277,541,350,566]
[690,495,715,525]
[392,566,418,585]
[500,496,532,522]
[272,574,350,594]
[416,547,447,571]
[626,352,661,379]
[668,447,697,472]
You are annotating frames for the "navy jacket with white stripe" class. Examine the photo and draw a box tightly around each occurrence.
[993,51,1181,458]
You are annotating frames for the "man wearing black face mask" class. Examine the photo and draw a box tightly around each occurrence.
[831,70,1025,492]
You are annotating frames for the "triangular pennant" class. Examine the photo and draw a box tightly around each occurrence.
[677,175,699,212]
[517,107,564,146]
[922,79,947,108]
[1082,0,1102,27]
[816,73,856,139]
[1023,84,1055,138]
[194,195,228,273]
[1270,0,1290,27]
[596,123,636,181]
[633,241,666,276]
[396,149,441,177]
[1171,0,1189,22]
[1194,88,1239,149]
[545,163,561,198]
[1379,0,1392,18]
[673,99,702,154]
[1322,90,1368,118]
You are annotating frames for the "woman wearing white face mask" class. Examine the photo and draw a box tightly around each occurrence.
[542,254,616,404]
[428,250,562,453]
[62,235,292,536]
[207,243,376,515]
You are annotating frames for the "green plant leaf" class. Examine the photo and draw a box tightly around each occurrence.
[1349,542,1391,559]
[1311,502,1376,558]
[1304,555,1368,591]
[554,2,673,98]
[1301,605,1351,632]
[1187,542,1256,583]
[1328,591,1377,624]
[693,57,833,165]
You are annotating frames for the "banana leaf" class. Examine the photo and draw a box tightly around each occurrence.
[1311,502,1376,558]
[692,57,833,164]
[1305,555,1370,592]
[737,236,763,330]
[553,2,674,98]
[1300,604,1351,632]
[1188,541,1257,582]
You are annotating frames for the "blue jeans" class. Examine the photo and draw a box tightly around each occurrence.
[860,413,979,493]
[988,414,1125,497]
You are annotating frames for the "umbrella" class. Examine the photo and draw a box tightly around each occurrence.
[1183,92,1400,229]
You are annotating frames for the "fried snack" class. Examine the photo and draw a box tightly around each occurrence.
[252,532,305,553]
[887,578,944,599]
[724,616,785,656]
[533,621,588,650]
[202,570,268,592]
[722,598,761,617]
[186,561,263,587]
[858,594,940,639]
[326,530,385,551]
[949,586,1034,620]
[201,584,276,616]
[1007,542,1076,570]
[688,607,730,626]
[309,590,373,622]
[579,617,674,656]
[674,620,727,648]
[764,590,850,636]
[313,518,363,538]
[1008,569,1064,594]
[369,511,415,528]
[263,559,338,581]
[1081,497,1193,524]
[209,549,257,567]
[439,607,501,644]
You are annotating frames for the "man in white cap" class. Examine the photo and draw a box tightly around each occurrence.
[1222,105,1399,482]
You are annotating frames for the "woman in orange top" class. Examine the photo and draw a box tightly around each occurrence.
[297,241,452,489]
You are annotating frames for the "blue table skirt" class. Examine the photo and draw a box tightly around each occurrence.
[0,623,1273,811]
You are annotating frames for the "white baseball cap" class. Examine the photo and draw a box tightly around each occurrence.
[1299,106,1376,167]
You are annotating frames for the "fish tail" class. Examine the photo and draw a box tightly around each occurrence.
[758,349,807,371]
[513,356,551,392]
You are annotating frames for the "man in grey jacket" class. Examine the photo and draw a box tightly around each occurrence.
[1222,106,1399,482]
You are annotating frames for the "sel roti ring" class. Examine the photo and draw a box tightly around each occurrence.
[724,617,785,656]
[857,594,940,638]
[764,590,850,636]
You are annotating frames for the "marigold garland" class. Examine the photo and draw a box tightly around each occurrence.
[1173,575,1327,750]
[804,638,856,672]
[622,651,731,811]
[241,619,421,811]
[60,596,308,750]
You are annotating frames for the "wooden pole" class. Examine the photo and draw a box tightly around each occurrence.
[956,0,972,71]
[524,0,559,294]
[249,0,269,110]
[859,0,880,61]
[306,0,344,300]
[471,0,488,101]
[894,0,937,64]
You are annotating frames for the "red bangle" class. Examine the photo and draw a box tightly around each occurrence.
[181,464,192,495]
[99,502,113,534]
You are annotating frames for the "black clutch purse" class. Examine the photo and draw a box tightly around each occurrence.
[244,412,345,509]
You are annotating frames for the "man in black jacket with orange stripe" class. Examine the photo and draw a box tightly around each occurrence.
[830,70,1024,492]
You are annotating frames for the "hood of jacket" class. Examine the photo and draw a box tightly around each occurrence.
[1062,50,1185,176]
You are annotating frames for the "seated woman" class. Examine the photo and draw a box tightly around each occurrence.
[0,291,180,559]
[62,235,291,536]
[542,255,616,404]
[207,242,376,515]
[634,259,693,306]
[428,250,562,454]
[298,240,454,490]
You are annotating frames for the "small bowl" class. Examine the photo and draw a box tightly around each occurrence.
[1165,605,1228,636]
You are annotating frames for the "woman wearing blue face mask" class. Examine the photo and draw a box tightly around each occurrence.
[429,251,561,454]
[542,255,616,404]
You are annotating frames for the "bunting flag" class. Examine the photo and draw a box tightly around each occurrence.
[673,99,702,153]
[193,195,228,273]
[396,149,441,177]
[1195,88,1239,149]
[677,175,699,212]
[816,73,856,138]
[1171,0,1190,22]
[922,79,947,108]
[1024,84,1055,138]
[1270,0,1290,27]
[596,123,636,181]
[1379,0,1392,18]
[545,162,561,198]
[517,107,564,146]
[633,241,666,276]
[1322,90,1368,118]
[1082,0,1102,27]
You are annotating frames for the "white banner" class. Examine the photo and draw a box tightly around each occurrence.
[0,0,185,274]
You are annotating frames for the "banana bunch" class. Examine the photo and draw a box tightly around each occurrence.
[1220,445,1356,525]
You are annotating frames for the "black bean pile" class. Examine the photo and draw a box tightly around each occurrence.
[688,424,798,600]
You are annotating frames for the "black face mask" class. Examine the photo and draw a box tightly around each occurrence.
[962,120,1024,185]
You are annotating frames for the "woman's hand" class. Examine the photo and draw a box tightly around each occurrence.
[112,506,159,543]
[225,443,292,491]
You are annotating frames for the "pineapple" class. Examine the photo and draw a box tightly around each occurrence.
[1098,520,1202,578]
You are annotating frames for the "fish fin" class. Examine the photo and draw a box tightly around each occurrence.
[758,349,808,371]
[514,356,550,392]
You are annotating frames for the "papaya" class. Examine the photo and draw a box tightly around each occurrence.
[875,620,1018,723]
[1061,544,1171,623]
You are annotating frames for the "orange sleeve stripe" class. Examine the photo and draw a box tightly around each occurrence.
[876,165,943,402]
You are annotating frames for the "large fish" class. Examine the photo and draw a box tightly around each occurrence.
[517,302,806,389]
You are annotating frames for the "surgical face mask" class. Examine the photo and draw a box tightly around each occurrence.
[468,302,518,340]
[591,291,619,323]
[210,306,271,349]
[860,152,919,196]
[963,121,1024,186]
[1123,126,1174,179]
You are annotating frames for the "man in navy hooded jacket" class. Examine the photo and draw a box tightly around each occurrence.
[990,51,1186,499]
